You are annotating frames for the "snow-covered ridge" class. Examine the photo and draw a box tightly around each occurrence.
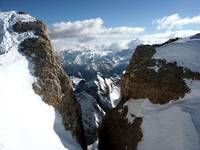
[0,11,81,150]
[154,36,200,73]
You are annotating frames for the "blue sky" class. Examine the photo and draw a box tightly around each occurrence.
[0,0,199,27]
[1,0,200,50]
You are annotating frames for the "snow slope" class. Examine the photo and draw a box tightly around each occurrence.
[124,37,200,150]
[154,38,200,73]
[0,11,81,150]
[124,82,200,150]
[136,80,200,150]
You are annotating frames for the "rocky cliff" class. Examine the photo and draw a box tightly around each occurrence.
[99,35,200,150]
[9,12,86,149]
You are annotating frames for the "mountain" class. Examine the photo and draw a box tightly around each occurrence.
[58,45,134,147]
[0,11,86,150]
[98,34,200,150]
[59,48,133,80]
[59,49,129,146]
[2,10,200,150]
[75,73,120,145]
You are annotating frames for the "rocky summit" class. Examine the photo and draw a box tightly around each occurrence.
[99,35,200,150]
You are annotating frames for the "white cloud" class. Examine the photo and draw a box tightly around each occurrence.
[48,18,145,51]
[49,18,103,40]
[51,29,200,51]
[49,16,200,51]
[154,14,200,30]
[128,39,143,49]
[106,41,129,51]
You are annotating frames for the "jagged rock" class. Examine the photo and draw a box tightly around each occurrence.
[13,20,87,149]
[75,74,120,145]
[76,91,104,145]
[76,74,120,112]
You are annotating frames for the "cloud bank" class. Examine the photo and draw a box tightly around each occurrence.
[48,18,145,51]
[154,14,200,30]
[49,15,200,51]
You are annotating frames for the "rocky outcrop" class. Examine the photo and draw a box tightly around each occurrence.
[121,44,200,104]
[99,38,200,150]
[13,20,87,149]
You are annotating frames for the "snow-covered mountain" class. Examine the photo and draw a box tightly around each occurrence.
[99,34,200,150]
[2,10,200,150]
[0,11,85,150]
[59,47,130,147]
[59,48,133,80]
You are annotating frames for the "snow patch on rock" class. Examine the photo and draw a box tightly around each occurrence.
[147,65,160,73]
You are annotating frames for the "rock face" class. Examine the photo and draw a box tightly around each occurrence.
[98,103,143,150]
[13,20,87,149]
[99,37,200,150]
[121,44,200,104]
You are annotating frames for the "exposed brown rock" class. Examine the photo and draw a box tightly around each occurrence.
[13,21,48,39]
[98,103,142,150]
[13,21,87,149]
[121,44,200,104]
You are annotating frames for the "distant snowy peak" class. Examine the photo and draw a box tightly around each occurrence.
[59,48,133,80]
